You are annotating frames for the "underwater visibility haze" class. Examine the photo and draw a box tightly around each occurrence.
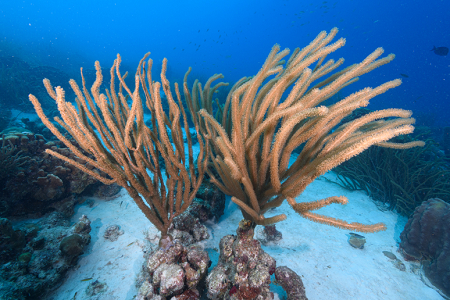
[0,0,449,299]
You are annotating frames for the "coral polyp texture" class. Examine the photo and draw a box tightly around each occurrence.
[196,28,422,231]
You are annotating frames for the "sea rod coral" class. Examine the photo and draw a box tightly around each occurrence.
[195,28,423,232]
[28,28,422,238]
[29,53,209,241]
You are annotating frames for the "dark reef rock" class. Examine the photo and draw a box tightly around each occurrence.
[0,56,73,113]
[93,183,122,199]
[0,105,12,133]
[275,266,308,300]
[399,198,450,298]
[0,217,26,264]
[259,224,283,245]
[0,131,118,218]
[189,181,225,223]
[170,212,209,246]
[0,213,91,300]
[60,234,84,258]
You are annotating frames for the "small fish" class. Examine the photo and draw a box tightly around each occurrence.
[400,73,409,78]
[382,251,397,260]
[120,201,123,207]
[431,46,449,56]
[71,292,78,300]
[81,278,93,282]
[127,242,135,247]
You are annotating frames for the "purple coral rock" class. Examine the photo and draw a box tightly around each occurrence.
[144,241,210,298]
[147,241,184,273]
[170,212,210,245]
[182,261,200,288]
[275,266,308,300]
[135,279,155,300]
[172,288,200,300]
[262,224,283,243]
[206,264,232,299]
[206,220,277,299]
[153,263,185,297]
[399,198,450,298]
[186,244,210,275]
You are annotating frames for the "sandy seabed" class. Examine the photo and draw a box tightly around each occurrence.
[42,168,443,300]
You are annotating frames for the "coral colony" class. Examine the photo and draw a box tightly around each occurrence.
[6,28,449,299]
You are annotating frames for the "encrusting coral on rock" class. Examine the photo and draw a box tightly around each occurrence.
[134,204,219,300]
[0,130,114,218]
[206,220,307,300]
[136,238,210,299]
[275,266,308,300]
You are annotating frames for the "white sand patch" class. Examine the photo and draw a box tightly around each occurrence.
[45,188,159,300]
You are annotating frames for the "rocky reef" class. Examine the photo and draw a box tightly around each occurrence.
[0,126,122,299]
[135,212,213,299]
[0,213,91,299]
[399,198,450,298]
[206,220,307,300]
[0,130,119,218]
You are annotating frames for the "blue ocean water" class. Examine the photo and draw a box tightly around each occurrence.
[1,0,448,125]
